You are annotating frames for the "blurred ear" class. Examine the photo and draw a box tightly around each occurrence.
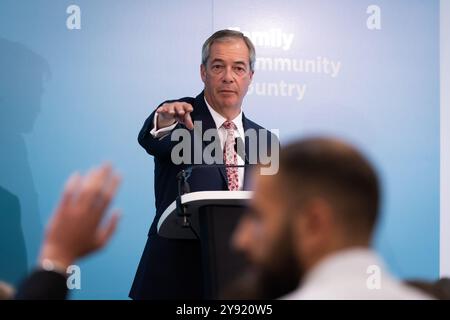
[310,198,333,230]
[293,198,334,256]
[200,64,207,83]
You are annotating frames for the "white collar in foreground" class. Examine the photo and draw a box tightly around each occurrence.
[281,247,433,300]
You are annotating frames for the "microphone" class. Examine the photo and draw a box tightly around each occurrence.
[175,137,251,229]
[176,163,248,229]
[176,163,248,196]
[178,136,248,196]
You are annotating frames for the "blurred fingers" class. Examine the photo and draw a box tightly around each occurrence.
[94,210,121,250]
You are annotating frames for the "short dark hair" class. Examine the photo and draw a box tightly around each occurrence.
[279,137,380,235]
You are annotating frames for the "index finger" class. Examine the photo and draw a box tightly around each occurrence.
[180,103,194,113]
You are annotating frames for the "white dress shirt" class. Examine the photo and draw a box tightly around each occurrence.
[150,97,245,190]
[281,248,433,300]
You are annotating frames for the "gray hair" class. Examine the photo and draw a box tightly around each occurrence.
[201,29,256,72]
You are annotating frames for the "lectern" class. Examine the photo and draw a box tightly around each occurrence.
[157,191,252,299]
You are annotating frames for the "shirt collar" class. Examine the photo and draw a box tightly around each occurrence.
[284,247,384,299]
[204,96,243,130]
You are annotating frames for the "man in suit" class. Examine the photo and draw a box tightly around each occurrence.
[130,30,276,299]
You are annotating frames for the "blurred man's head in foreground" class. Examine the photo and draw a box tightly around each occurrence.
[231,137,380,299]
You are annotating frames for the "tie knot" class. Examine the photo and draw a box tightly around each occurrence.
[222,120,236,130]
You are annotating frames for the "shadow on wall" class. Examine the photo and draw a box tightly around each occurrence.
[0,38,50,285]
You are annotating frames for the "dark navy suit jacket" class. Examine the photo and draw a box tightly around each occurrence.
[130,91,274,299]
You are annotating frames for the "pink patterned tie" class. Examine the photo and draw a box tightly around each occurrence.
[222,121,239,191]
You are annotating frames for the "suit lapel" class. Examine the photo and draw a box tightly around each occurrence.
[192,92,228,186]
[242,113,258,191]
[242,114,251,165]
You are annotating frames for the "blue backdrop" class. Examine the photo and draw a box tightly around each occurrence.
[0,0,439,299]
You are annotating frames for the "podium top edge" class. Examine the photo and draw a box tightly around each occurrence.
[181,190,253,203]
[157,191,253,234]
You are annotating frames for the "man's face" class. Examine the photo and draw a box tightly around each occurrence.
[232,173,301,297]
[201,38,253,110]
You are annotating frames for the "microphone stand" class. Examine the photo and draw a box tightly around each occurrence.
[175,164,249,228]
[176,136,251,231]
